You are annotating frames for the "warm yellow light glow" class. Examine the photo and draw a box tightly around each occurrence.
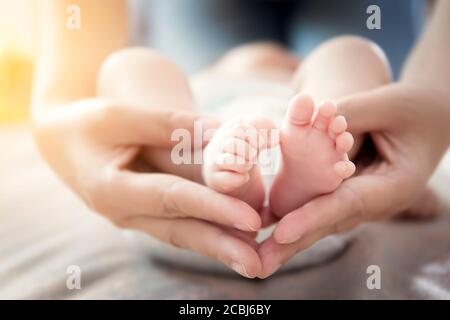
[0,0,35,123]
[0,40,33,123]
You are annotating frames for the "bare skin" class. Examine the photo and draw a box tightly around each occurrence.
[201,37,388,218]
[32,0,263,278]
[258,0,450,278]
[270,36,390,217]
[125,39,359,214]
[32,0,450,279]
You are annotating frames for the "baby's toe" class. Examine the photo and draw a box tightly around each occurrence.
[313,100,337,130]
[335,132,354,154]
[328,115,347,138]
[224,123,260,150]
[226,117,279,151]
[285,93,315,126]
[216,153,253,173]
[221,137,258,162]
[245,115,280,149]
[333,161,356,179]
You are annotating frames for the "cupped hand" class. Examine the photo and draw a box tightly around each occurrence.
[32,98,263,278]
[257,83,450,278]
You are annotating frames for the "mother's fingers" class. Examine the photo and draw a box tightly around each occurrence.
[87,101,220,147]
[259,216,361,278]
[259,213,365,279]
[99,170,261,232]
[258,227,334,279]
[125,216,262,278]
[272,173,408,245]
[336,85,403,134]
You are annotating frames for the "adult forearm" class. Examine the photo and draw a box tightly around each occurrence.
[401,0,450,149]
[31,0,128,118]
[401,0,450,97]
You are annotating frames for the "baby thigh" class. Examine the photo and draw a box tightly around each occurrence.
[98,47,195,111]
[97,48,198,179]
[292,36,392,157]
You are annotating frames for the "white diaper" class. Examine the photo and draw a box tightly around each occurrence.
[191,76,294,126]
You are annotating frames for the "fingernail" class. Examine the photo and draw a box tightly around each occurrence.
[274,228,302,244]
[259,264,281,279]
[233,223,258,232]
[231,262,251,278]
[277,233,301,244]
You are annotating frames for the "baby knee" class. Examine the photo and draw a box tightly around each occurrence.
[97,47,188,95]
[330,36,385,58]
[99,47,175,75]
[324,36,391,79]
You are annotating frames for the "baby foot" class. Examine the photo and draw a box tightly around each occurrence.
[203,116,278,211]
[270,94,355,217]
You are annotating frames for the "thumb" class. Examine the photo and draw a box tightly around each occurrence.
[336,85,398,134]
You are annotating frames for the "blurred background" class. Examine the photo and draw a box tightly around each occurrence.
[0,0,35,123]
[1,0,449,300]
[0,0,425,123]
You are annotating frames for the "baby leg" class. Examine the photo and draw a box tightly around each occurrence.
[293,36,391,159]
[270,36,391,217]
[293,36,391,104]
[97,48,203,182]
[200,42,298,211]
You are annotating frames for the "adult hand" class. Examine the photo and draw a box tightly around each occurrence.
[258,83,450,278]
[32,98,263,278]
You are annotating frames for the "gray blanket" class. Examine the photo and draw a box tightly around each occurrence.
[1,126,449,299]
